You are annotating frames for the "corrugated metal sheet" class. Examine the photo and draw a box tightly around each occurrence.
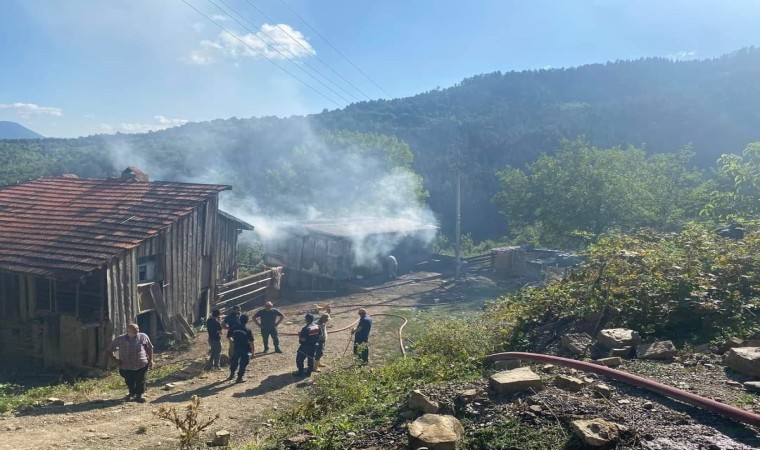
[0,177,230,279]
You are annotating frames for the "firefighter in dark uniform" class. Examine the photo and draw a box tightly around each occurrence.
[295,313,321,377]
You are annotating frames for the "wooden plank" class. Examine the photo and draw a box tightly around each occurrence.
[172,316,192,341]
[175,314,195,337]
[218,277,272,298]
[150,283,173,333]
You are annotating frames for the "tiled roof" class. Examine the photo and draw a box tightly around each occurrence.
[0,177,230,279]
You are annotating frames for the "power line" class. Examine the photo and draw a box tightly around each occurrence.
[214,0,361,103]
[181,0,343,108]
[277,0,393,98]
[206,0,353,104]
[242,0,374,101]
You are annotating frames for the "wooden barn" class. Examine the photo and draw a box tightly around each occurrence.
[264,218,436,289]
[0,169,252,369]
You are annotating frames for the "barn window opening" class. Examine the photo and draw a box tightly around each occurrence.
[35,277,52,312]
[138,255,157,282]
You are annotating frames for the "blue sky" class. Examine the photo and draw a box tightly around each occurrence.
[1,0,759,138]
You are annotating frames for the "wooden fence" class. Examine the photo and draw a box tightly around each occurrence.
[463,252,494,272]
[213,269,274,312]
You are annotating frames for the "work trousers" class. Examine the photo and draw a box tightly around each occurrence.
[261,327,280,350]
[208,339,222,367]
[354,341,369,363]
[229,351,250,378]
[315,340,326,360]
[296,343,317,373]
[119,365,148,396]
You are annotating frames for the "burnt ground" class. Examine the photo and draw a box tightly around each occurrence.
[346,358,760,450]
[1,272,758,450]
[0,271,500,450]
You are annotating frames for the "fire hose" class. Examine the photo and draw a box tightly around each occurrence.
[279,313,409,357]
[485,352,760,428]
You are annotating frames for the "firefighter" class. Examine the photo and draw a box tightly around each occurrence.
[314,313,330,372]
[294,313,321,377]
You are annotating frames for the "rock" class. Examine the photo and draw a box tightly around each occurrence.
[408,414,464,450]
[554,375,586,392]
[703,363,715,370]
[455,389,478,405]
[528,405,542,413]
[212,430,230,447]
[489,367,543,395]
[46,398,65,406]
[597,329,641,350]
[494,359,520,371]
[617,399,631,405]
[409,390,440,414]
[400,410,418,420]
[571,419,624,447]
[562,333,593,356]
[643,401,654,410]
[593,357,623,367]
[693,343,712,354]
[283,433,311,446]
[541,364,555,373]
[637,341,677,360]
[726,380,743,387]
[593,383,613,399]
[719,337,746,354]
[726,347,760,377]
[744,381,760,393]
[610,347,633,358]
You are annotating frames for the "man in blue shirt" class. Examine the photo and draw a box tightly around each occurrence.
[253,301,285,353]
[352,308,372,364]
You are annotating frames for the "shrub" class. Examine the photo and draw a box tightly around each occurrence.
[488,223,760,346]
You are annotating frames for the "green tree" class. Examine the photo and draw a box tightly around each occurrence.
[493,138,707,247]
[702,142,760,220]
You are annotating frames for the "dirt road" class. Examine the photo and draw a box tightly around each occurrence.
[0,274,456,450]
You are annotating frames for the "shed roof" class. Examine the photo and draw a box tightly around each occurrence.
[0,176,230,279]
[219,210,254,231]
[286,218,437,238]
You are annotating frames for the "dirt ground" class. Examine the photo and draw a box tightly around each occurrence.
[0,272,485,450]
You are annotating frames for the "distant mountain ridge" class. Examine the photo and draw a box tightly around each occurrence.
[0,121,43,139]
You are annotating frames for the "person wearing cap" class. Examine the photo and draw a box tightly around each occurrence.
[295,313,321,377]
[105,323,154,403]
[351,309,372,364]
[227,314,254,383]
[253,301,285,353]
[313,313,330,372]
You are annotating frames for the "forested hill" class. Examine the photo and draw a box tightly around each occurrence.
[315,48,760,237]
[2,48,760,238]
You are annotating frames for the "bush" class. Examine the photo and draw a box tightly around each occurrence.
[488,223,760,346]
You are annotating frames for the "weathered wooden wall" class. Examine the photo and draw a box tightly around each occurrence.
[0,195,240,370]
[216,214,242,284]
[0,269,110,368]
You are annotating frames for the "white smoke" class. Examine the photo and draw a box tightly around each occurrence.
[105,119,438,271]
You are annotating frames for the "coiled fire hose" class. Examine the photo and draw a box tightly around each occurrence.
[485,352,760,428]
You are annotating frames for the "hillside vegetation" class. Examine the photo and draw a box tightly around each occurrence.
[3,49,760,239]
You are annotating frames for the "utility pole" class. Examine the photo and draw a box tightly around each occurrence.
[455,165,461,280]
